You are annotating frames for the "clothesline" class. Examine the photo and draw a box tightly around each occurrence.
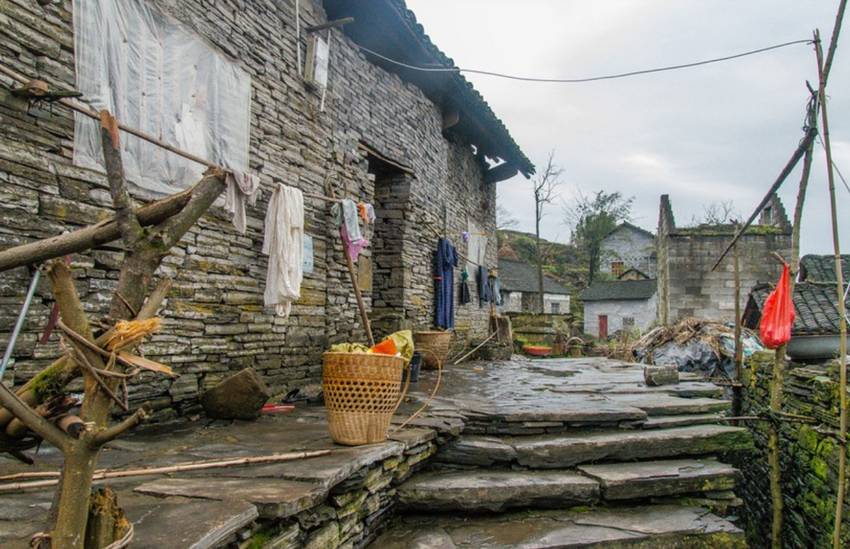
[421,220,490,271]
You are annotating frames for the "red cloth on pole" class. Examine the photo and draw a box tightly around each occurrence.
[760,263,796,349]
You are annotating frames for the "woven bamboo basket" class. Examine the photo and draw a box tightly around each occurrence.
[322,352,406,445]
[414,331,451,370]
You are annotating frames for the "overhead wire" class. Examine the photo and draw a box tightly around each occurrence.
[357,39,814,83]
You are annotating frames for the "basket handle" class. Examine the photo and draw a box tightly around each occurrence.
[389,349,442,436]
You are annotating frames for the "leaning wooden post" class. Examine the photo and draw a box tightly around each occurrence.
[325,176,375,346]
[815,29,850,548]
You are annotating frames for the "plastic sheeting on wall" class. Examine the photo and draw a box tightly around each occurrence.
[73,0,251,195]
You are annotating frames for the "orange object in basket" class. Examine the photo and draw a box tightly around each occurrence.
[369,338,397,356]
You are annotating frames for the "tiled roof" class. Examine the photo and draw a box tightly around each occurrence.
[745,282,850,335]
[498,259,571,295]
[580,279,657,302]
[323,0,534,177]
[609,221,654,239]
[799,254,850,283]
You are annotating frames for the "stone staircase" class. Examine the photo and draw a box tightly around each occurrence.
[371,358,753,548]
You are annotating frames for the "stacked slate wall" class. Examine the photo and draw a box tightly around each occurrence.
[0,0,497,420]
[730,351,850,548]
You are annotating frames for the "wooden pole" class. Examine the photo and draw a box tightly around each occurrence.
[768,341,787,549]
[325,178,374,346]
[815,28,850,549]
[732,237,743,420]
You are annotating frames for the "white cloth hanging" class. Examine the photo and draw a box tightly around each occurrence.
[225,171,262,234]
[263,184,304,317]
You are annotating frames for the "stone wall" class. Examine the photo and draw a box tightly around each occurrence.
[730,351,850,548]
[656,195,791,325]
[0,0,499,419]
[601,226,656,278]
[583,295,657,338]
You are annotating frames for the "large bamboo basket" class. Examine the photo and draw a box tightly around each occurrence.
[322,352,406,445]
[414,331,452,370]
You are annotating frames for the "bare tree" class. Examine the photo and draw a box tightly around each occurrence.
[532,151,564,313]
[690,200,741,226]
[0,111,227,549]
[496,203,520,230]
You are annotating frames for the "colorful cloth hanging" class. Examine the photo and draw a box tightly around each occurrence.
[459,268,471,305]
[263,183,303,317]
[435,238,458,329]
[332,199,370,261]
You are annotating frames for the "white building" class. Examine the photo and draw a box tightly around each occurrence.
[498,259,571,314]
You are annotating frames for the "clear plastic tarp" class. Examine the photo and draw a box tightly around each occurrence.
[73,0,251,194]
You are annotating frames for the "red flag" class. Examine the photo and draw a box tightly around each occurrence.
[760,263,796,349]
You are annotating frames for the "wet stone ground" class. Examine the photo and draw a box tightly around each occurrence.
[0,357,752,549]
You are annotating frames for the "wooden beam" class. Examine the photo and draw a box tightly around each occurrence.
[483,162,518,184]
[0,188,194,273]
[357,142,415,175]
[306,17,355,33]
[442,107,460,131]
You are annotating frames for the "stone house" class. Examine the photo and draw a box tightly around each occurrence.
[656,194,792,325]
[497,258,571,314]
[580,279,657,338]
[0,0,532,418]
[601,221,656,278]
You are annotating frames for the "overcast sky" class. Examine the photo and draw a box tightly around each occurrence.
[405,0,850,256]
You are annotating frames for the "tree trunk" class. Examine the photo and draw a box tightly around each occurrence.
[535,218,544,314]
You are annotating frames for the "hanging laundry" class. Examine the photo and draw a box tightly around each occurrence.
[224,171,262,234]
[263,184,304,317]
[332,199,370,261]
[459,268,471,305]
[435,237,458,329]
[357,202,376,224]
[477,265,492,308]
[492,275,502,306]
[461,231,469,243]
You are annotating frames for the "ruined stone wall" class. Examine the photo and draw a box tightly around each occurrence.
[730,352,850,549]
[0,0,498,419]
[656,195,791,324]
[660,232,790,322]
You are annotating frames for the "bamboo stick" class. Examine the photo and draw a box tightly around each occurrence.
[815,28,849,549]
[0,450,331,493]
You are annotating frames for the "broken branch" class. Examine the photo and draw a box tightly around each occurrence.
[91,404,148,447]
[100,109,142,250]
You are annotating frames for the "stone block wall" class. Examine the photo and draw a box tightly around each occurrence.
[730,351,850,548]
[601,226,656,278]
[0,0,499,419]
[656,195,791,325]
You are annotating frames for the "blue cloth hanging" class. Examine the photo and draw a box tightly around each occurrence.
[435,237,458,329]
[478,265,492,308]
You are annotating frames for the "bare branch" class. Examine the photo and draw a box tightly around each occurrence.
[0,382,69,452]
[91,405,150,447]
[100,110,143,249]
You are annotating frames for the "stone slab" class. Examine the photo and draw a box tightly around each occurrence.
[510,425,753,469]
[643,414,724,429]
[370,504,746,548]
[134,476,326,519]
[433,436,517,466]
[599,394,730,416]
[578,458,739,500]
[398,469,600,512]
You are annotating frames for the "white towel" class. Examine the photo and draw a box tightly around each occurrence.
[225,171,262,234]
[263,184,304,317]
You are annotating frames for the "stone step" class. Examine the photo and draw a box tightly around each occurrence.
[578,458,739,500]
[369,504,746,548]
[398,458,738,513]
[397,470,600,512]
[511,425,752,469]
[642,413,724,429]
[436,425,752,469]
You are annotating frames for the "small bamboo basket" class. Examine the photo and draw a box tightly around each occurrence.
[414,331,452,370]
[322,352,407,445]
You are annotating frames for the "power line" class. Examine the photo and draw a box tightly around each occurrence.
[358,39,814,83]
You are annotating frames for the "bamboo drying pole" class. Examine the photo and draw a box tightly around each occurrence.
[815,29,850,549]
[732,237,743,420]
